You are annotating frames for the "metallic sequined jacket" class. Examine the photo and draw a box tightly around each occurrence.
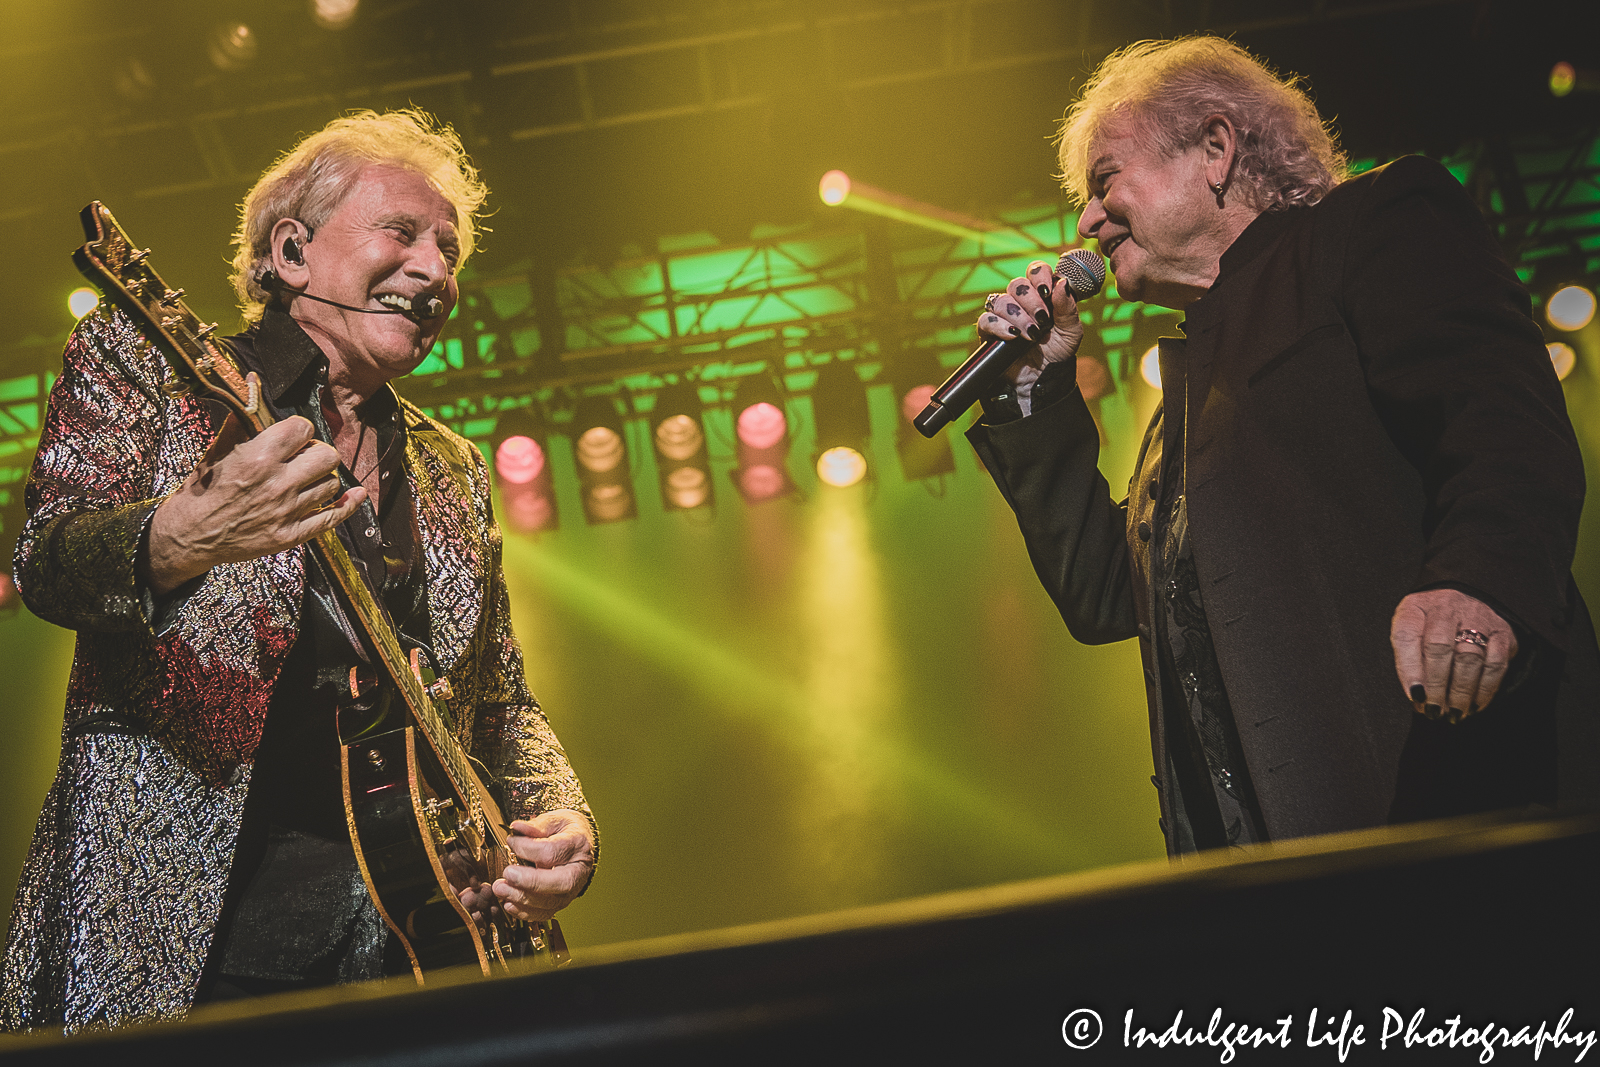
[1,308,595,1033]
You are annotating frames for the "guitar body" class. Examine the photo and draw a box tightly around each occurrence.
[342,726,561,979]
[71,200,570,986]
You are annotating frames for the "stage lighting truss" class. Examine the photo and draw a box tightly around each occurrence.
[571,394,638,525]
[730,372,796,504]
[490,408,559,535]
[810,361,871,489]
[649,382,715,512]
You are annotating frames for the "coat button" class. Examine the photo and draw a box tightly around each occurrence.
[1137,520,1152,542]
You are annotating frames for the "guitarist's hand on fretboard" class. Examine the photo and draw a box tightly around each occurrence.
[143,403,365,596]
[492,810,597,923]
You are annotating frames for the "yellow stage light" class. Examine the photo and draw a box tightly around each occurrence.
[313,0,359,28]
[817,446,867,488]
[68,288,99,319]
[586,483,633,523]
[576,425,625,474]
[654,413,703,462]
[1548,342,1577,381]
[664,466,710,509]
[1547,285,1597,332]
[1141,344,1162,389]
[819,170,851,206]
[1552,62,1577,97]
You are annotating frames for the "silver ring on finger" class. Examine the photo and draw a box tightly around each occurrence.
[983,292,1004,313]
[1455,628,1489,650]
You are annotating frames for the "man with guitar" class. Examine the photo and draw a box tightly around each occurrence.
[2,110,596,1030]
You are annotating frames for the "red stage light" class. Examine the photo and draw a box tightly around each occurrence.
[737,401,787,450]
[495,435,545,485]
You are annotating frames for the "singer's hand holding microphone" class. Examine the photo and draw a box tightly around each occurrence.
[913,249,1105,437]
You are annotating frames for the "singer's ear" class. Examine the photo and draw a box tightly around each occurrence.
[1200,114,1238,194]
[267,217,313,290]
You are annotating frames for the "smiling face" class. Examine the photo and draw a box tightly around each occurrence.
[1077,125,1249,309]
[289,164,460,388]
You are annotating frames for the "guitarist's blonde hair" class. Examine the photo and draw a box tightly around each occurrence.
[230,108,488,322]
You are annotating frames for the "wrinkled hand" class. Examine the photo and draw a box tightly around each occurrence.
[144,385,366,595]
[1391,589,1519,723]
[492,809,595,923]
[976,259,1087,393]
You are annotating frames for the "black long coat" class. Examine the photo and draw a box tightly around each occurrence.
[969,156,1600,847]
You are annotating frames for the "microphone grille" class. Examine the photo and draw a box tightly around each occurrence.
[1055,249,1107,298]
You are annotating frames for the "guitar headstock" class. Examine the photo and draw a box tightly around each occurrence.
[74,202,265,427]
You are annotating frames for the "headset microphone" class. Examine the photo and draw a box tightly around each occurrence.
[258,267,445,319]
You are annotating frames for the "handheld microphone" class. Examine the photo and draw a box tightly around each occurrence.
[913,249,1106,438]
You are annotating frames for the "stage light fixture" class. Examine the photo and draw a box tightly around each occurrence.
[651,382,714,511]
[730,373,796,504]
[68,288,99,319]
[811,361,871,489]
[817,170,1043,253]
[491,409,559,534]
[1141,344,1162,389]
[312,0,360,29]
[571,395,637,524]
[1549,62,1600,97]
[1549,342,1577,381]
[208,22,258,70]
[892,368,955,481]
[1547,284,1597,332]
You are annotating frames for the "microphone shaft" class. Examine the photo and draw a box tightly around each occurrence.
[912,335,1032,438]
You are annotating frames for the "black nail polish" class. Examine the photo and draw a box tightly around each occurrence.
[1038,285,1052,302]
[1409,684,1426,702]
[1028,324,1046,341]
[1008,326,1021,337]
[1446,708,1464,724]
[1424,703,1442,720]
[1034,310,1051,328]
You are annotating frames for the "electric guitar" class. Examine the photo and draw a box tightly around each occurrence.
[72,201,568,984]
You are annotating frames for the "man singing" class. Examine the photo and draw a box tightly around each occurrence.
[2,109,596,1030]
[968,38,1600,853]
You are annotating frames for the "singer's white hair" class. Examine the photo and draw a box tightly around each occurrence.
[1057,37,1346,213]
[229,108,488,322]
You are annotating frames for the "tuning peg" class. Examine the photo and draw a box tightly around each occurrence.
[159,288,185,306]
[130,249,151,264]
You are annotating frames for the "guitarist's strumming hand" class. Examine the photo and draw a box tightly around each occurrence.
[486,809,596,923]
[142,380,367,597]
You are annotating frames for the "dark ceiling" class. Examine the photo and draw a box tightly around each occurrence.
[2,0,1597,362]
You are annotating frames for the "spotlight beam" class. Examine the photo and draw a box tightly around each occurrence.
[819,170,1048,254]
